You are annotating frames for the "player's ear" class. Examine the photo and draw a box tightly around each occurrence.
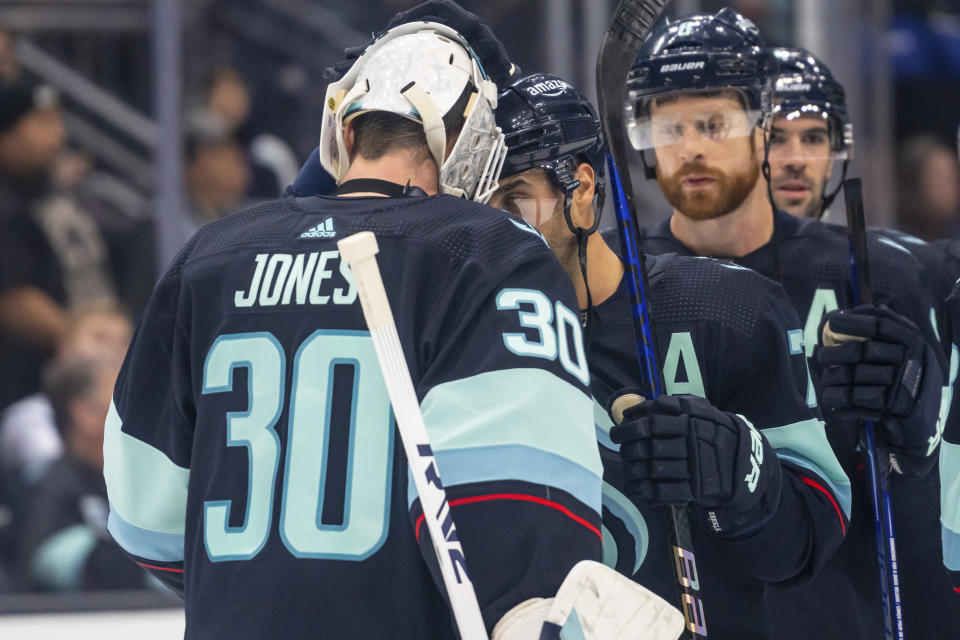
[571,162,596,228]
[344,120,357,158]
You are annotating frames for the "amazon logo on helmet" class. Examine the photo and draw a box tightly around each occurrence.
[496,73,606,193]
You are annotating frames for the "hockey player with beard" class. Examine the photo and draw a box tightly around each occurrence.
[103,21,622,639]
[489,71,850,640]
[767,47,960,636]
[625,8,946,639]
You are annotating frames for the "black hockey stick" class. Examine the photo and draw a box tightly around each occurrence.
[843,177,905,640]
[596,2,707,638]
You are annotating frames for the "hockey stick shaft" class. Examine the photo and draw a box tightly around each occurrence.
[597,2,706,637]
[608,156,706,639]
[338,232,488,640]
[843,178,904,640]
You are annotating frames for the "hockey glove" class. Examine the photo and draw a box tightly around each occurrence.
[287,147,337,197]
[816,304,944,474]
[610,394,782,537]
[323,0,520,89]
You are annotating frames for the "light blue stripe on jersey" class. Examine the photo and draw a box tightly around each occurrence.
[763,418,852,518]
[108,507,185,562]
[103,400,189,558]
[602,481,648,575]
[941,440,960,571]
[944,525,960,572]
[415,368,601,512]
[411,446,601,514]
[594,398,617,451]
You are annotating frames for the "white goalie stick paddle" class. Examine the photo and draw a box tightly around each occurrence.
[338,231,488,640]
[596,1,708,638]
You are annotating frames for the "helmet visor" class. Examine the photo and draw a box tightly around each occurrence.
[627,100,763,154]
[488,173,563,228]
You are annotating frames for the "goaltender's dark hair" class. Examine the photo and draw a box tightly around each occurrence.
[351,84,473,163]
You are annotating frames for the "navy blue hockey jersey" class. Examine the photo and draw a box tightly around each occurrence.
[872,229,960,618]
[103,194,604,639]
[941,281,960,591]
[643,211,946,640]
[590,244,849,640]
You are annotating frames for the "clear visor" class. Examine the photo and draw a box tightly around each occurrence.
[488,174,563,229]
[626,101,763,153]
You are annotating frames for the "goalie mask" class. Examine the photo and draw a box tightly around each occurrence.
[319,22,507,203]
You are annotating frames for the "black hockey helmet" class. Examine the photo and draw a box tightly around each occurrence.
[496,72,606,201]
[494,72,607,337]
[626,8,777,178]
[771,47,853,157]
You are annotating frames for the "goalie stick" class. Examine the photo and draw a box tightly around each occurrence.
[843,178,905,640]
[595,2,707,638]
[338,231,488,640]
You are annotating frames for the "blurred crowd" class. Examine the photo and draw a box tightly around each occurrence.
[0,25,299,595]
[0,0,956,600]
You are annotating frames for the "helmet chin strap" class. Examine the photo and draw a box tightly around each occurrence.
[761,128,783,282]
[559,174,605,349]
[816,158,850,219]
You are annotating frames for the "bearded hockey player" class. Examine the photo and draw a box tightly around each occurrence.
[103,22,614,639]
[489,71,850,640]
[626,8,946,639]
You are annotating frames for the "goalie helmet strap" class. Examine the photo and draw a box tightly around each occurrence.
[400,82,448,175]
[335,178,427,198]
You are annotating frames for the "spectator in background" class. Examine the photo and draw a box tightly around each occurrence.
[0,28,20,82]
[16,355,147,592]
[0,302,131,480]
[896,134,960,240]
[179,109,251,246]
[0,79,117,412]
[202,66,298,198]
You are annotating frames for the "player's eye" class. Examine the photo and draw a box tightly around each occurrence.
[769,131,787,146]
[653,122,683,143]
[698,116,728,140]
[802,132,829,146]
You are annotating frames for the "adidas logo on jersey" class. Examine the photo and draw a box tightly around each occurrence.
[300,218,336,239]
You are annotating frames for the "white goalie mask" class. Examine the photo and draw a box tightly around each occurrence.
[319,22,507,203]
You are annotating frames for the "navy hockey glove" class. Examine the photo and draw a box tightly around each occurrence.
[287,147,337,197]
[816,304,944,474]
[610,394,782,537]
[323,0,519,88]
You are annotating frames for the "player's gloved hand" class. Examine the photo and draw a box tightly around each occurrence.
[609,393,782,536]
[323,0,519,89]
[816,304,944,473]
[286,147,337,197]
